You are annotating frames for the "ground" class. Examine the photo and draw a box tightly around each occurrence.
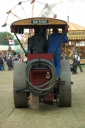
[0,64,85,128]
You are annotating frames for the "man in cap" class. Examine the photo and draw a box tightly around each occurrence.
[47,28,68,79]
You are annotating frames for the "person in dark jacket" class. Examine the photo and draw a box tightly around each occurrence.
[28,27,47,54]
[7,57,12,71]
[47,28,68,79]
[71,55,77,74]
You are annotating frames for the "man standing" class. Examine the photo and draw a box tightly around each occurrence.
[71,55,77,74]
[47,28,68,79]
[77,52,83,72]
[7,57,12,71]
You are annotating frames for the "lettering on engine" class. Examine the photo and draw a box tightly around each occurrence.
[31,20,49,24]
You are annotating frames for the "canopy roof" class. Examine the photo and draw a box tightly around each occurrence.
[67,22,85,41]
[68,22,85,31]
[10,17,68,34]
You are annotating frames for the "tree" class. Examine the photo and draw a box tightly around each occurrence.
[14,39,19,45]
[0,32,20,45]
[0,32,14,45]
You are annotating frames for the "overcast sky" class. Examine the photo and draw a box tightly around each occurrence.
[0,0,85,33]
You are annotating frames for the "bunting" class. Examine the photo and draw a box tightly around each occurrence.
[4,37,9,41]
[2,23,7,27]
[30,0,35,4]
[18,2,22,5]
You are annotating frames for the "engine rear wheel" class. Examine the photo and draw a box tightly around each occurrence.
[14,92,28,108]
[13,61,28,108]
[58,60,71,107]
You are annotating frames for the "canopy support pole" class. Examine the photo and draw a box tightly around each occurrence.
[14,32,27,57]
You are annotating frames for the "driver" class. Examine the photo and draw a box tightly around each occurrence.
[28,27,47,54]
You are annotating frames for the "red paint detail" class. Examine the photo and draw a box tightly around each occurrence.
[30,69,58,101]
[27,53,53,61]
[30,69,53,101]
[43,92,53,101]
[30,69,52,87]
[47,75,49,77]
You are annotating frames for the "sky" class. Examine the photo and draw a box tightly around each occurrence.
[0,0,85,33]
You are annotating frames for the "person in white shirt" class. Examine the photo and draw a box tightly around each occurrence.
[77,52,83,72]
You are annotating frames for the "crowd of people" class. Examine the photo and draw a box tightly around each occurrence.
[71,47,83,74]
[62,47,83,74]
[0,49,83,76]
[0,52,25,71]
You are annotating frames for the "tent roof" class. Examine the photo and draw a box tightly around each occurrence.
[0,45,19,51]
[68,22,85,31]
[67,22,85,41]
[0,45,9,51]
[0,45,27,54]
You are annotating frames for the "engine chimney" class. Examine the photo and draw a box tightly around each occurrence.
[67,16,69,22]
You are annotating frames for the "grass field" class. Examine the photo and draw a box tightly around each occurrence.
[0,63,85,128]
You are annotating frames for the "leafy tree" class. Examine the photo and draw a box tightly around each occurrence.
[0,31,20,45]
[14,39,19,45]
[0,32,14,45]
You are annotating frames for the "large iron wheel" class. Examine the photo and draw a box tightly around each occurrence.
[58,60,71,107]
[13,61,28,108]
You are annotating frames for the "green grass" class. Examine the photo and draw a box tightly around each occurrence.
[81,64,85,67]
[0,66,85,128]
[70,64,85,68]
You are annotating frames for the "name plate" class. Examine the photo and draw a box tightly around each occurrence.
[31,20,49,24]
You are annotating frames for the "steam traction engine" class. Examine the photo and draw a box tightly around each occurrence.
[11,18,71,109]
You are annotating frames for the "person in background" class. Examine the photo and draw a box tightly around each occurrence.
[63,54,69,60]
[21,56,25,62]
[11,57,14,69]
[17,53,20,59]
[7,57,12,71]
[0,57,5,71]
[74,47,79,55]
[72,46,75,54]
[71,54,77,74]
[12,55,19,61]
[47,28,68,79]
[3,53,7,62]
[77,52,83,72]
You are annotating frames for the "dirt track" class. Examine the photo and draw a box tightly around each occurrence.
[0,67,85,128]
